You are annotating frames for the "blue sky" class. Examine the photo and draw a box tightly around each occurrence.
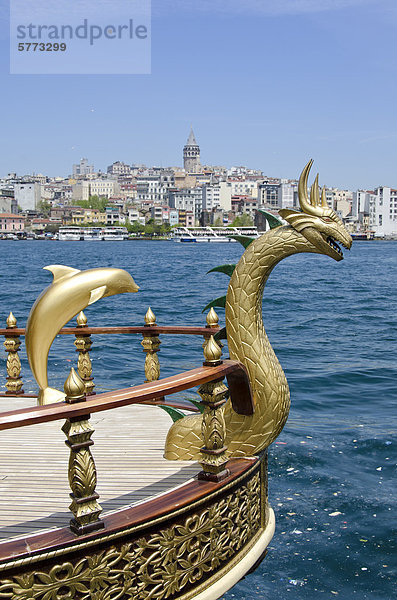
[0,0,396,189]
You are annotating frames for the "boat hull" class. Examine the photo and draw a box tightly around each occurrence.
[0,455,273,600]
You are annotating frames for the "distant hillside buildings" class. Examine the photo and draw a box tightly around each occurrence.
[0,128,396,238]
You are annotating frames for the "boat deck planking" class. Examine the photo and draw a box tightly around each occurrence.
[0,398,199,540]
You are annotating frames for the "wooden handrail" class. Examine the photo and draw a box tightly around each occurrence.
[0,325,220,337]
[0,359,253,431]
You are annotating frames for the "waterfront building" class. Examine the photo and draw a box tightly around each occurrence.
[169,209,179,226]
[370,186,397,237]
[71,209,106,225]
[72,158,94,177]
[105,206,125,225]
[183,128,201,173]
[177,209,194,227]
[0,213,25,233]
[0,189,17,214]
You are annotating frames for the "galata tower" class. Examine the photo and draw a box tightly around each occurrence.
[183,128,201,173]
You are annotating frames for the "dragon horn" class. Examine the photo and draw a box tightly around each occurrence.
[310,174,320,207]
[321,186,328,208]
[298,160,323,216]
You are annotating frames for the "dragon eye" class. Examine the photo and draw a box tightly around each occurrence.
[322,217,333,223]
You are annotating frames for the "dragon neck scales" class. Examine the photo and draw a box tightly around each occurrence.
[164,161,352,461]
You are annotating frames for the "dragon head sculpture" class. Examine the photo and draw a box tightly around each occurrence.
[279,160,352,261]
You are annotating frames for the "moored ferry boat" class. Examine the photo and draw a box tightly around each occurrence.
[102,226,129,241]
[83,227,103,241]
[58,226,84,241]
[171,226,260,242]
[351,231,374,241]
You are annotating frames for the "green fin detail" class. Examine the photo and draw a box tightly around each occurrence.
[258,209,283,229]
[214,326,227,342]
[208,264,236,277]
[189,399,205,413]
[158,405,186,422]
[231,235,256,249]
[202,295,227,313]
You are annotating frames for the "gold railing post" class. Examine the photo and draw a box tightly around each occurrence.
[203,306,221,349]
[62,368,104,536]
[141,307,163,402]
[197,335,230,482]
[3,312,24,396]
[74,311,95,396]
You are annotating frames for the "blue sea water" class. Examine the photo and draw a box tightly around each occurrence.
[0,239,396,599]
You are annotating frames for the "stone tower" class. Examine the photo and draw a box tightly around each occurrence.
[183,128,201,173]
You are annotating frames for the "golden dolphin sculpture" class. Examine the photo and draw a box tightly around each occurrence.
[25,265,139,405]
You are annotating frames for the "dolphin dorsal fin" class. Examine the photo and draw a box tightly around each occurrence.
[88,285,107,305]
[44,265,81,283]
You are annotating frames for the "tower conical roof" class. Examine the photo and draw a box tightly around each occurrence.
[186,128,198,146]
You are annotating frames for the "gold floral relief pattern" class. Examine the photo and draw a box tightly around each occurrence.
[0,473,261,600]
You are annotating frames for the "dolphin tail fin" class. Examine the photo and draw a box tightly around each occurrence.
[37,387,66,406]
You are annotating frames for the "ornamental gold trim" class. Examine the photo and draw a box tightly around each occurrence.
[0,459,262,573]
[0,473,261,600]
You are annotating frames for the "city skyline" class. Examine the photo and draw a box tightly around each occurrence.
[0,0,396,189]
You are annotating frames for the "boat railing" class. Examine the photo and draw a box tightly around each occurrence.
[0,307,221,403]
[0,350,253,537]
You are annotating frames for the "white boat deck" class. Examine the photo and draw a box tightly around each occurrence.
[0,398,199,541]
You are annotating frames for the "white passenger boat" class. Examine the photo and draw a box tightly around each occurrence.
[171,226,260,242]
[58,226,83,241]
[84,227,103,241]
[102,226,129,241]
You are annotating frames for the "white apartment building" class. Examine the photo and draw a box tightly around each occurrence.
[352,190,372,219]
[370,186,397,237]
[279,181,296,209]
[127,207,145,225]
[168,187,203,222]
[136,174,174,203]
[202,184,221,211]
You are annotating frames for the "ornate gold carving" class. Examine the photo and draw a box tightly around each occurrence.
[62,368,104,535]
[74,311,95,396]
[144,306,156,326]
[206,307,219,328]
[0,472,261,600]
[3,312,24,395]
[141,308,162,403]
[198,378,229,482]
[165,162,352,461]
[203,335,222,366]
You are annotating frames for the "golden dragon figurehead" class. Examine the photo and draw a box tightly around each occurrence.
[279,160,352,261]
